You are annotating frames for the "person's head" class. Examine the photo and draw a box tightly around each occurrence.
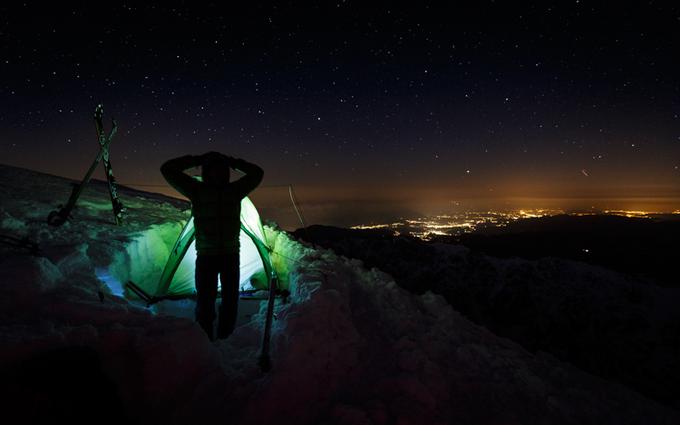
[202,156,230,184]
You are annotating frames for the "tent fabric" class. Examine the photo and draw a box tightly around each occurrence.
[151,196,276,298]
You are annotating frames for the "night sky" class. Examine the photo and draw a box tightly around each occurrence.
[1,2,679,221]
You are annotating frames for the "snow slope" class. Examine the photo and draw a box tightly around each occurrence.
[0,163,678,425]
[296,225,680,409]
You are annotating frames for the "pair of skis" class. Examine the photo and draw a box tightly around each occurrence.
[95,105,125,225]
[47,104,125,226]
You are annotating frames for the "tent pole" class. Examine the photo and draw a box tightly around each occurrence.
[258,272,278,372]
[289,184,310,239]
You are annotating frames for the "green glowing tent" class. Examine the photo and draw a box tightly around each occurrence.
[126,196,280,303]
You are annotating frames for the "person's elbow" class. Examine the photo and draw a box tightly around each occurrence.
[160,161,173,178]
[160,159,183,182]
[252,166,264,185]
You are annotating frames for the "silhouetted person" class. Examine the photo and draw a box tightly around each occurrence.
[161,152,263,340]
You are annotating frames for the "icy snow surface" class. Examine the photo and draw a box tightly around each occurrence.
[0,164,678,425]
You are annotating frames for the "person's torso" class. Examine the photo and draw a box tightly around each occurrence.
[190,183,242,255]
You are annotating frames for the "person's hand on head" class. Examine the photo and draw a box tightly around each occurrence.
[202,151,224,163]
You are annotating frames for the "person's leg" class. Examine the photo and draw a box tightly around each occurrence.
[195,255,219,341]
[217,252,240,339]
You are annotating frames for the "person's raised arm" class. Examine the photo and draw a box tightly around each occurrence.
[160,155,203,199]
[227,156,264,198]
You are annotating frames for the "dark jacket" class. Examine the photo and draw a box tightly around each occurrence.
[161,155,263,255]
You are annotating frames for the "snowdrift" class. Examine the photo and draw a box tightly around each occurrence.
[296,225,680,409]
[1,164,678,425]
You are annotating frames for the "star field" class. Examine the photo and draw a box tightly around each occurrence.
[1,2,679,213]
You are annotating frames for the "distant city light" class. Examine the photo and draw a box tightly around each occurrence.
[350,209,671,240]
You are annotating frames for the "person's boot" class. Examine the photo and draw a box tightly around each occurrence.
[196,306,215,341]
[198,318,215,341]
[216,323,233,340]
